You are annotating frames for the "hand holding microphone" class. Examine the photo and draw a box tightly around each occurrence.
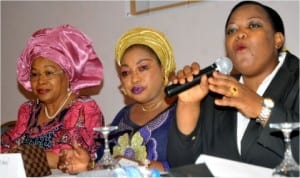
[165,57,233,97]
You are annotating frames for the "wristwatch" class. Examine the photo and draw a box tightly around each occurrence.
[256,98,274,124]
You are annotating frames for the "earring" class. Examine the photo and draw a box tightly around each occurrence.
[120,87,127,95]
[36,98,39,105]
[275,43,282,49]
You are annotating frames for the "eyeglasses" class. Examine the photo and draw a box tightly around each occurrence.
[30,70,64,81]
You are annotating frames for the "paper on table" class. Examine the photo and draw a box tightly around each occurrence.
[0,153,26,178]
[195,154,273,177]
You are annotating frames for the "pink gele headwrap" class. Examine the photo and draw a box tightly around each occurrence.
[17,24,104,93]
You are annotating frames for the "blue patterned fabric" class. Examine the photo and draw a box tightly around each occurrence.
[110,104,176,170]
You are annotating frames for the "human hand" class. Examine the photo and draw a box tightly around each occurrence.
[171,62,209,104]
[208,71,262,118]
[171,62,210,134]
[57,140,91,174]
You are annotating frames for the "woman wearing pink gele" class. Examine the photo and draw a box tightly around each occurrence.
[1,24,105,169]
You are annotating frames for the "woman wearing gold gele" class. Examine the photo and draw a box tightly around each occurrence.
[58,27,177,173]
[111,27,176,172]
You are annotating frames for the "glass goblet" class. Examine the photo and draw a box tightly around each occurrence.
[269,122,300,177]
[94,126,118,169]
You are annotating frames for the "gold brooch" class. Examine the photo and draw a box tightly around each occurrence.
[112,132,147,162]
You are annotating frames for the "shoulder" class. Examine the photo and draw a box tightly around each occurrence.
[279,52,299,85]
[115,105,132,116]
[284,51,299,71]
[111,105,132,125]
[18,100,35,114]
[71,96,100,109]
[14,100,35,131]
[63,96,103,127]
[285,51,299,61]
[75,95,97,103]
[67,95,103,118]
[21,100,35,107]
[162,103,177,118]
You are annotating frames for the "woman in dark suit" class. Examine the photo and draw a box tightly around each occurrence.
[167,0,299,170]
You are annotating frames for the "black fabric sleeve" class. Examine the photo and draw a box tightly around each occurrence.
[167,109,203,168]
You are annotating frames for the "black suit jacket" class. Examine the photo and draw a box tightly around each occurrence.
[167,51,299,169]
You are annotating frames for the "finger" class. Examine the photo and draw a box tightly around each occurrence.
[200,75,208,88]
[58,163,69,173]
[183,65,195,82]
[71,140,82,154]
[215,96,234,106]
[212,71,236,82]
[71,140,79,149]
[176,69,187,84]
[66,161,74,174]
[73,143,87,159]
[209,73,238,94]
[59,149,68,157]
[58,156,66,165]
[191,62,200,75]
[229,85,239,97]
[169,75,178,84]
[68,157,78,175]
[208,82,232,97]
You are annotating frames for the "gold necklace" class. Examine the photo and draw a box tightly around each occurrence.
[141,100,163,112]
[44,91,72,120]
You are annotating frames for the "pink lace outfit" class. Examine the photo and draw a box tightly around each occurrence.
[1,96,104,159]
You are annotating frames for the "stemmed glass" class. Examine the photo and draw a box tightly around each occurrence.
[94,126,118,169]
[269,122,300,177]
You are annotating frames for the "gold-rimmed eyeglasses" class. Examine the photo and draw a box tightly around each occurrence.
[30,70,64,81]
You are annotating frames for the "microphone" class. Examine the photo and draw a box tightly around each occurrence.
[165,57,233,97]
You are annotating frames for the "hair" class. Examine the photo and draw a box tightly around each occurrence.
[225,1,285,51]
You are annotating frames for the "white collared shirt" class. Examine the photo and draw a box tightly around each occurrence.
[237,52,286,155]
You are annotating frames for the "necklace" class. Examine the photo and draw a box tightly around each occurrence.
[141,100,163,112]
[44,91,72,120]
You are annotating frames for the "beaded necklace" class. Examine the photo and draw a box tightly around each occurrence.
[44,91,72,120]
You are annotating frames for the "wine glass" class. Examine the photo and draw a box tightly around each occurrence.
[94,126,118,169]
[269,122,300,177]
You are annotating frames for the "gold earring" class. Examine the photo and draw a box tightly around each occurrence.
[120,88,127,95]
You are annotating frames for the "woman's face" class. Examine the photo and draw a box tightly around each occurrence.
[119,46,165,104]
[225,4,281,77]
[30,57,69,104]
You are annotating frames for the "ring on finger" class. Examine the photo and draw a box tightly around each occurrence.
[229,86,238,97]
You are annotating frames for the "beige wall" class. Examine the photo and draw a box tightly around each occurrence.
[1,1,299,124]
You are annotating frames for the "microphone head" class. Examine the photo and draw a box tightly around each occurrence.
[215,57,233,75]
